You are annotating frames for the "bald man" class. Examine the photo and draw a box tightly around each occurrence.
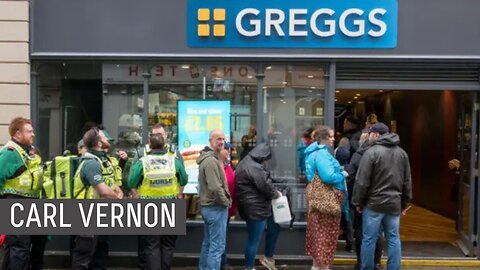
[197,130,231,270]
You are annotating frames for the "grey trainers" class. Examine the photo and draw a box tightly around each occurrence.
[259,256,278,270]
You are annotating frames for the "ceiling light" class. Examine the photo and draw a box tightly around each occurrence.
[354,96,358,99]
[379,90,384,92]
[335,99,338,102]
[181,65,189,69]
[311,86,316,89]
[356,93,361,96]
[336,90,340,93]
[307,75,314,79]
[282,82,288,85]
[247,76,253,79]
[308,90,313,93]
[348,101,352,104]
[266,66,272,70]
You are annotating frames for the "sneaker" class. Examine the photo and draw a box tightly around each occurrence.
[259,256,278,270]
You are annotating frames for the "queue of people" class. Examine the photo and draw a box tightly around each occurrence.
[0,115,411,270]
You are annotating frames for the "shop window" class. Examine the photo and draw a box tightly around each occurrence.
[263,64,327,222]
[102,63,257,220]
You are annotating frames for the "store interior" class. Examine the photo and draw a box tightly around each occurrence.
[334,89,473,255]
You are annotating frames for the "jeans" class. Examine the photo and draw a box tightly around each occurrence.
[199,205,228,270]
[353,208,382,266]
[245,220,266,268]
[264,216,280,258]
[221,217,231,266]
[361,208,401,270]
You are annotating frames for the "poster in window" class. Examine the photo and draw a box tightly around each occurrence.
[177,100,231,194]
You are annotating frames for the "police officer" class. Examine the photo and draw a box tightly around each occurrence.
[0,117,48,270]
[71,128,123,270]
[128,133,187,270]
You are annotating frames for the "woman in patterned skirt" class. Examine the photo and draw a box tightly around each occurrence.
[304,126,348,270]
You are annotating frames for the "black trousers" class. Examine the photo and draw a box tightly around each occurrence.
[89,235,109,270]
[71,235,97,270]
[353,209,383,265]
[142,235,178,270]
[2,235,48,270]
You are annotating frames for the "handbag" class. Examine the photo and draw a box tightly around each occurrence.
[306,172,343,216]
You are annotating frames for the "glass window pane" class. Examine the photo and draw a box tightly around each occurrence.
[264,64,327,222]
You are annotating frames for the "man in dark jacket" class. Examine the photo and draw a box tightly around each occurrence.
[235,143,281,270]
[346,140,382,270]
[352,123,412,270]
[342,115,362,154]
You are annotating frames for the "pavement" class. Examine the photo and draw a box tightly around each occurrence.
[48,265,480,270]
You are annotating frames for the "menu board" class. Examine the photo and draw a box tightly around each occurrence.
[177,100,231,194]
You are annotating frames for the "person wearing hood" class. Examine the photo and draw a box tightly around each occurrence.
[304,126,348,270]
[352,123,412,270]
[235,143,281,270]
[235,142,281,270]
[197,130,231,270]
[345,137,383,270]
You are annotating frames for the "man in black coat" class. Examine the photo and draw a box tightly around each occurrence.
[346,139,382,270]
[352,123,412,270]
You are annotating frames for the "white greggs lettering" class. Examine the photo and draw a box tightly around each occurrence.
[235,8,387,38]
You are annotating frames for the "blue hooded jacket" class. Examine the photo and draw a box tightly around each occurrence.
[304,142,346,192]
[304,142,349,219]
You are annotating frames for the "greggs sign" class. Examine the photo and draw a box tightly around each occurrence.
[187,0,397,48]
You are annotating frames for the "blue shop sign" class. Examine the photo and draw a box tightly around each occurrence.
[187,0,397,48]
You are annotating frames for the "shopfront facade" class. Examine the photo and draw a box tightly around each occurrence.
[30,0,480,260]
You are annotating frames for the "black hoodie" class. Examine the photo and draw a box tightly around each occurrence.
[235,143,279,220]
[352,133,412,215]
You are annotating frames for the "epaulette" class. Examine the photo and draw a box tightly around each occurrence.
[7,146,15,151]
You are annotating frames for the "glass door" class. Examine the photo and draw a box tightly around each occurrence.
[457,92,479,257]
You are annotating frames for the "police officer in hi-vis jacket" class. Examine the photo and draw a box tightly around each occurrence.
[128,133,188,270]
[0,117,47,270]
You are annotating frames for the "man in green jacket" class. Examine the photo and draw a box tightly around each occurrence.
[128,133,188,270]
[0,117,47,270]
[197,129,231,270]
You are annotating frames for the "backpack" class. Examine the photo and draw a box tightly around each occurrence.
[42,155,81,199]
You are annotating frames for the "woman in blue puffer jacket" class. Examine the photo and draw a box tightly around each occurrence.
[304,126,348,270]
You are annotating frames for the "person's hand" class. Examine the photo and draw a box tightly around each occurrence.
[276,190,283,198]
[402,205,412,216]
[116,150,128,161]
[342,170,349,177]
[113,185,124,199]
[177,193,184,199]
[448,159,460,170]
[130,189,139,199]
[356,206,363,213]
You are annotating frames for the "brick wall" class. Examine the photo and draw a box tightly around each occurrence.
[0,0,30,145]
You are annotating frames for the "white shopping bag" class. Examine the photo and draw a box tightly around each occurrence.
[271,195,292,224]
